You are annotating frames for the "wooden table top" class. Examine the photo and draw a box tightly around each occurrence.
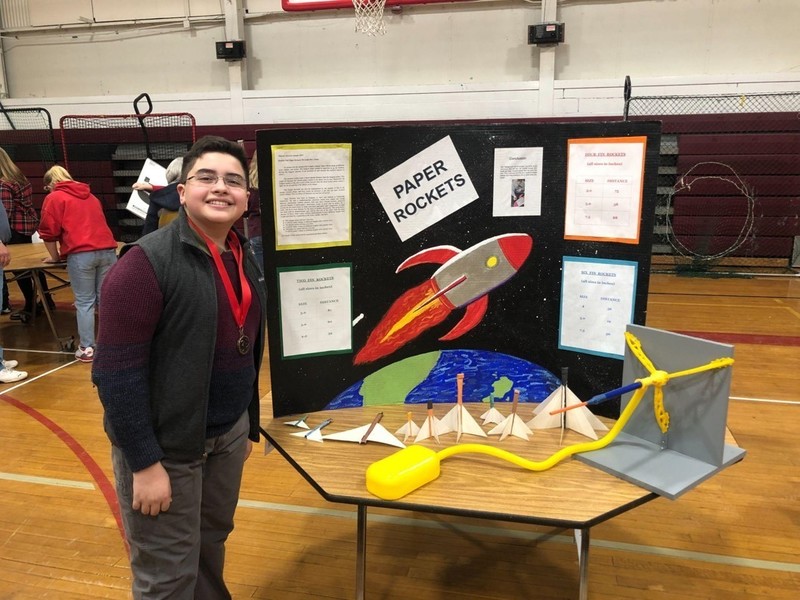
[263,403,658,528]
[5,242,122,271]
[5,242,65,272]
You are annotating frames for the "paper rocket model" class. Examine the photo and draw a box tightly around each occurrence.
[528,385,609,440]
[487,389,532,441]
[440,373,487,441]
[324,423,406,449]
[396,412,421,442]
[414,402,450,443]
[480,396,505,425]
[291,418,332,442]
[441,404,488,441]
[284,415,310,429]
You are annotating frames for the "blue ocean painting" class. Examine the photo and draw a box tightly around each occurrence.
[326,349,560,410]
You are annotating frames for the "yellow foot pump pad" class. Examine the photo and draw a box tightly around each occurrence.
[366,445,440,500]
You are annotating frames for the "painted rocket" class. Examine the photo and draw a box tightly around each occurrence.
[354,233,533,364]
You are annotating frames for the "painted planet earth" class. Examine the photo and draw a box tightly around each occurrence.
[325,349,560,409]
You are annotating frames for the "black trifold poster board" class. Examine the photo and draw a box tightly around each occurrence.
[257,120,661,419]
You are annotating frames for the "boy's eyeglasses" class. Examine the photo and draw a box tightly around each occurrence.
[186,171,247,190]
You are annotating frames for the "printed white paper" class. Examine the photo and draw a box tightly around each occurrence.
[564,138,646,243]
[126,158,167,219]
[278,265,352,358]
[272,144,351,249]
[492,147,543,217]
[370,136,479,242]
[559,257,638,358]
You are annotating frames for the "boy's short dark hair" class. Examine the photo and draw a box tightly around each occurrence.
[180,136,248,183]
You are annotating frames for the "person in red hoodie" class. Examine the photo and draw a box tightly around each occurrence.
[38,166,117,362]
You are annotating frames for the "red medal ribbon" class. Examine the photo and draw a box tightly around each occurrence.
[188,220,252,350]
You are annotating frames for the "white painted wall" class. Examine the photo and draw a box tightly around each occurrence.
[1,0,799,125]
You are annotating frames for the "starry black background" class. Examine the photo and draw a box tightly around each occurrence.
[257,120,661,418]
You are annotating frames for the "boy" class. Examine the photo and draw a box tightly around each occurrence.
[93,136,266,599]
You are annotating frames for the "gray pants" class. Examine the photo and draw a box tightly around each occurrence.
[112,411,250,599]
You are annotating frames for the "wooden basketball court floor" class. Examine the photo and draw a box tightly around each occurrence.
[1,272,798,599]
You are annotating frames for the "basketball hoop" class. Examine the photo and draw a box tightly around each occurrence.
[353,0,387,36]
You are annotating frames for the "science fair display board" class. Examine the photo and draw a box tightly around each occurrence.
[257,121,661,418]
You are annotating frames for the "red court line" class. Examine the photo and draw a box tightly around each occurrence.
[0,393,126,544]
[676,330,800,347]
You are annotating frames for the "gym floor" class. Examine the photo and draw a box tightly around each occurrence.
[0,271,798,599]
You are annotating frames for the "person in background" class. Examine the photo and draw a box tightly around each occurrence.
[244,149,263,271]
[0,147,50,318]
[132,156,183,235]
[38,166,117,363]
[0,201,28,383]
[0,192,10,315]
[93,136,266,599]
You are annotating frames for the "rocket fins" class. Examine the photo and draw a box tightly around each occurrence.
[439,295,488,341]
[396,245,460,272]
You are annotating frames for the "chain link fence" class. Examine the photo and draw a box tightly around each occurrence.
[624,81,800,274]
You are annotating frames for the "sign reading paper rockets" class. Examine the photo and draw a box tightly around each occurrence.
[370,136,479,242]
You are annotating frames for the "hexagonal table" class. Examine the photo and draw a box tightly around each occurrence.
[263,403,657,600]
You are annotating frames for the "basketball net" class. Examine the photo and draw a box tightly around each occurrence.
[353,0,387,36]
